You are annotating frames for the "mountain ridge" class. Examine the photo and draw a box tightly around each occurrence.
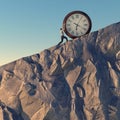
[1,21,120,68]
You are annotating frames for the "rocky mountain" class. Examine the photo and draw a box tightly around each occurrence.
[0,22,120,120]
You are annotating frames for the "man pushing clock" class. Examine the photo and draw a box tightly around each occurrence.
[57,27,68,46]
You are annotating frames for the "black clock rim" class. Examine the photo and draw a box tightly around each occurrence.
[63,11,92,39]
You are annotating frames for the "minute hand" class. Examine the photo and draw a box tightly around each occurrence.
[75,16,83,30]
[77,16,83,24]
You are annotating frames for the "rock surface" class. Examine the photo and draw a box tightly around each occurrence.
[0,22,120,120]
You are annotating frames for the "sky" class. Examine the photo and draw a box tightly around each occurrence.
[0,0,120,66]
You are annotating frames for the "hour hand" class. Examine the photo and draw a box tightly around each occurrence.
[73,23,77,25]
[73,23,78,30]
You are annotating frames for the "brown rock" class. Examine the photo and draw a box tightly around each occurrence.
[0,22,120,120]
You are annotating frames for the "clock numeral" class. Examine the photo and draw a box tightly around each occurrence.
[83,28,87,31]
[71,31,75,35]
[84,23,88,26]
[76,14,79,18]
[71,15,74,19]
[76,32,79,36]
[67,28,71,32]
[80,31,84,35]
[68,19,72,23]
[83,19,87,22]
[67,24,71,26]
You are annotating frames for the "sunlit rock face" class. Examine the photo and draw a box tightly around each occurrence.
[0,22,120,120]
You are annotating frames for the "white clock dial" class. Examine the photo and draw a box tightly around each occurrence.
[63,11,92,38]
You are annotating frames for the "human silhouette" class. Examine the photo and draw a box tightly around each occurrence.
[57,28,68,46]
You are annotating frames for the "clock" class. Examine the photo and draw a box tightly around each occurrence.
[63,11,92,38]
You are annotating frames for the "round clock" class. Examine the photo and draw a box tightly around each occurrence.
[63,11,92,38]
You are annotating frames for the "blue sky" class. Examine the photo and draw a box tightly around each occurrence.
[0,0,120,66]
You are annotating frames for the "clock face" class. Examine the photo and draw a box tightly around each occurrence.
[63,11,92,38]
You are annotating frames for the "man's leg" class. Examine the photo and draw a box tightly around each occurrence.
[64,36,68,42]
[57,36,64,45]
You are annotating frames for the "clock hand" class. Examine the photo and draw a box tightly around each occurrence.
[73,23,78,26]
[74,23,87,32]
[77,16,83,24]
[73,22,85,31]
[73,23,79,30]
[76,26,78,30]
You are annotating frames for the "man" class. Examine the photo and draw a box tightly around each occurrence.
[57,27,68,46]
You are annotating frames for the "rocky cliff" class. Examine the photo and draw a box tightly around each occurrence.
[0,22,120,120]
